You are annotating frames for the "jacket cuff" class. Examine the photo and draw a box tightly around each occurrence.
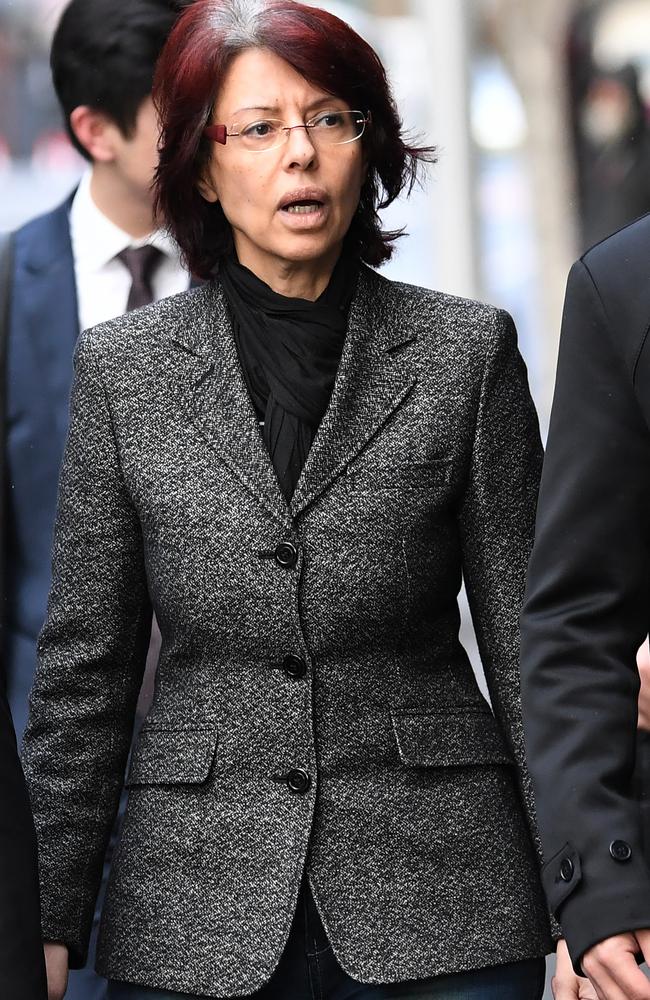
[554,878,650,974]
[41,894,94,969]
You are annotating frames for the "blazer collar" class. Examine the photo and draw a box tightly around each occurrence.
[171,265,417,525]
[21,192,76,274]
[16,195,80,441]
[290,266,417,517]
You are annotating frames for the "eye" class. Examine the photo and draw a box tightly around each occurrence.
[312,111,346,128]
[241,120,277,138]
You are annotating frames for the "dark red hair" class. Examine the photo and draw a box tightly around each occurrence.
[153,0,436,279]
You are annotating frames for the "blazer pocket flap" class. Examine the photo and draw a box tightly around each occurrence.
[390,708,513,767]
[126,726,218,786]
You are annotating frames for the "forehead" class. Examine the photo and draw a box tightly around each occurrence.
[216,47,336,115]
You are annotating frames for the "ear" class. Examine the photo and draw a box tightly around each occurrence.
[69,106,119,163]
[197,173,220,204]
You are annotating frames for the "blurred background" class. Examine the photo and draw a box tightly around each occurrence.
[1,1,650,994]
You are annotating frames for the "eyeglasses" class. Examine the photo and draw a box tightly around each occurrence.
[204,109,371,153]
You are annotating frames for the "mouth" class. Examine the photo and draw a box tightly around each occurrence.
[282,200,324,215]
[278,188,328,216]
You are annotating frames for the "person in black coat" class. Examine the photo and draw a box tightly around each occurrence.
[521,211,650,1000]
[0,668,46,998]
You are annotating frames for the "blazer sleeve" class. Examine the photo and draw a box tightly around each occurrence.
[21,332,152,968]
[520,260,650,970]
[457,309,548,874]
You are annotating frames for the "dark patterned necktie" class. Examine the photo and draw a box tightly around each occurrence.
[117,245,164,311]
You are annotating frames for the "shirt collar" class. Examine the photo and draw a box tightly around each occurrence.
[69,169,180,273]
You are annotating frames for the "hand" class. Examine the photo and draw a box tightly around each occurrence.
[582,930,650,1000]
[638,638,650,730]
[44,942,69,1000]
[553,939,598,998]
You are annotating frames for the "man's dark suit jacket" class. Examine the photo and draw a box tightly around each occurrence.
[0,201,72,1000]
[521,212,650,970]
[6,196,79,741]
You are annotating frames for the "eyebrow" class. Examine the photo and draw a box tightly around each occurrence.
[229,97,345,118]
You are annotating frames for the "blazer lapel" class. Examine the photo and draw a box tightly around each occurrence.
[290,266,417,518]
[170,282,292,528]
[170,268,416,525]
[17,197,79,447]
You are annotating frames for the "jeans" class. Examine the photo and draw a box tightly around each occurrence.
[107,882,546,1000]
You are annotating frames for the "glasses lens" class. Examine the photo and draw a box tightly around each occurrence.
[237,119,286,151]
[309,110,366,145]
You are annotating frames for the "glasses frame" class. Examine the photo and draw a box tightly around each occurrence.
[204,110,372,151]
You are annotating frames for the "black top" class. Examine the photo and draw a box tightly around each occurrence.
[219,254,358,499]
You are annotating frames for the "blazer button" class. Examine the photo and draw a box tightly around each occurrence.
[275,542,298,569]
[286,768,311,794]
[283,655,307,679]
[610,840,633,862]
[559,858,574,882]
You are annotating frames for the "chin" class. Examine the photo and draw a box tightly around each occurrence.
[273,237,344,266]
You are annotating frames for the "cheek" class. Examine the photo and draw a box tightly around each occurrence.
[334,154,365,216]
[128,147,155,186]
[340,147,365,187]
[215,163,270,220]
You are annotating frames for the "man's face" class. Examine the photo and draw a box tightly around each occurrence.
[110,96,161,204]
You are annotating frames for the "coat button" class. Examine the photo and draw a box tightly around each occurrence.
[559,858,574,882]
[283,655,307,679]
[275,542,298,569]
[610,840,632,862]
[286,768,311,794]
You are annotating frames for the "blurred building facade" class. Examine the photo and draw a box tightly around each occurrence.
[569,0,650,248]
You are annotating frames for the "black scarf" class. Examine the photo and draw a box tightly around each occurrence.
[219,254,358,500]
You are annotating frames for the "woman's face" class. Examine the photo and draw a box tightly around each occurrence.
[200,47,367,289]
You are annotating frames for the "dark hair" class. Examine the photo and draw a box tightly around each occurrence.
[153,0,436,278]
[51,0,179,161]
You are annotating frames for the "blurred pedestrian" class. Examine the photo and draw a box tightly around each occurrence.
[576,65,650,248]
[521,211,650,1000]
[3,0,187,997]
[22,1,554,998]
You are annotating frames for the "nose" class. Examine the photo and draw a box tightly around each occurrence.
[282,124,317,170]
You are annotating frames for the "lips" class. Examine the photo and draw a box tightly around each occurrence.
[278,188,328,213]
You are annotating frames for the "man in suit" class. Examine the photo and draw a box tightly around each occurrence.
[4,1,187,996]
[520,212,650,1000]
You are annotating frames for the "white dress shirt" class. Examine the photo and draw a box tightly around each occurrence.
[69,170,189,332]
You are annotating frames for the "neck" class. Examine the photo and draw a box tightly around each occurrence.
[234,240,343,301]
[89,164,155,240]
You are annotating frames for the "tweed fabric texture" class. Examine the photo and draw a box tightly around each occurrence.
[22,265,552,997]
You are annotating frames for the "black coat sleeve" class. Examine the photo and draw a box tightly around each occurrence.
[520,259,650,970]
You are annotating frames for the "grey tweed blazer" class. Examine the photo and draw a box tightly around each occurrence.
[22,264,552,996]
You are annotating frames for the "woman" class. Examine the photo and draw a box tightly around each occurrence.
[22,1,555,998]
